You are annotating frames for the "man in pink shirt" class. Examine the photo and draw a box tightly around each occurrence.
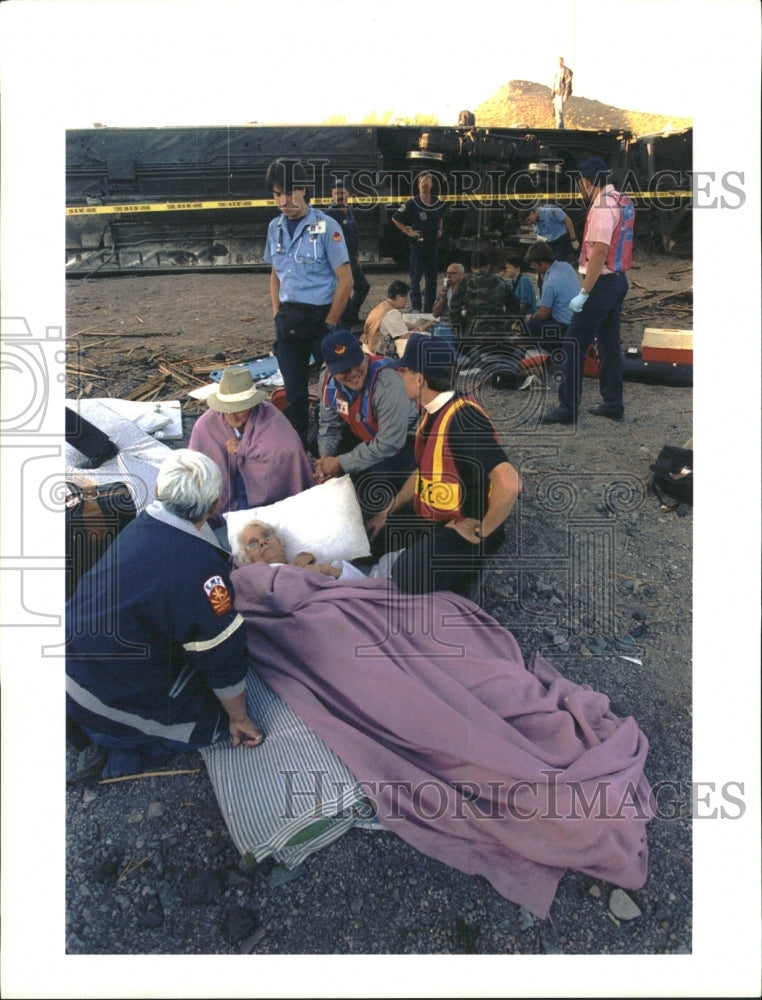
[541,157,635,425]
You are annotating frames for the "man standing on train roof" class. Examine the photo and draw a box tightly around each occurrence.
[264,158,353,448]
[551,56,573,129]
[541,156,635,426]
[324,176,370,329]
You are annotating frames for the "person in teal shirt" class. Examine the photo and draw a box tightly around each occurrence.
[502,256,537,316]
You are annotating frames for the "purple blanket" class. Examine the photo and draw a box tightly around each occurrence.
[189,403,314,522]
[231,563,653,918]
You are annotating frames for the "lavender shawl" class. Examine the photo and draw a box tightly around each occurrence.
[231,563,652,918]
[189,403,315,523]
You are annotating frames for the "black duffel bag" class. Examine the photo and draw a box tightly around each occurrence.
[65,481,137,599]
[649,445,693,510]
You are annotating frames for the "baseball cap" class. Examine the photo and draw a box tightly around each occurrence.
[391,333,456,381]
[577,156,610,181]
[321,329,365,375]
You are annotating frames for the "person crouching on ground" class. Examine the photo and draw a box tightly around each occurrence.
[315,329,419,524]
[366,334,521,597]
[66,449,263,783]
[189,365,314,532]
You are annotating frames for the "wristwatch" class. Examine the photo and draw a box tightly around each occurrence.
[325,321,336,332]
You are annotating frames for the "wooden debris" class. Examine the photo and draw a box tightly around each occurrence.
[157,359,199,386]
[123,374,170,401]
[67,367,109,380]
[99,768,201,784]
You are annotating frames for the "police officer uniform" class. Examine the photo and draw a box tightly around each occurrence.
[265,204,350,445]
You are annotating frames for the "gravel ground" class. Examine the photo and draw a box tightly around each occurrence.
[51,250,753,996]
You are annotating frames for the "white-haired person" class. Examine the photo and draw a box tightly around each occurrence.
[66,449,264,783]
[236,519,366,581]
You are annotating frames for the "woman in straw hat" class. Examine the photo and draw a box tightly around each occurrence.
[189,365,314,527]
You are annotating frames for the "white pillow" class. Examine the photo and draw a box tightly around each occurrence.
[224,475,371,565]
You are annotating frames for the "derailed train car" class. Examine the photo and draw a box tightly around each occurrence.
[65,122,692,276]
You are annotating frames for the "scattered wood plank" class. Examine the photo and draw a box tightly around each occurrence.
[67,368,110,380]
[99,768,201,784]
[73,330,177,338]
[123,374,170,401]
[157,359,206,387]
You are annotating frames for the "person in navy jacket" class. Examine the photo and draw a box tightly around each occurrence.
[66,449,263,780]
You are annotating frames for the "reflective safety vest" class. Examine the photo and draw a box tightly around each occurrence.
[322,355,390,443]
[413,395,491,522]
[583,189,635,273]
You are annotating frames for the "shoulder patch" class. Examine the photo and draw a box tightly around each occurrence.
[331,230,343,242]
[204,575,232,616]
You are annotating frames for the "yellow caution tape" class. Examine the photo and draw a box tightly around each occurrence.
[66,191,691,216]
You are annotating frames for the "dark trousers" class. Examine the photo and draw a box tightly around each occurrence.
[274,301,330,448]
[547,232,575,264]
[557,273,628,415]
[409,244,439,312]
[526,316,569,353]
[341,257,370,327]
[65,406,117,463]
[387,510,504,597]
[351,437,417,520]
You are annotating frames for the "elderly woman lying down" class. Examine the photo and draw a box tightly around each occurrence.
[230,531,653,920]
[236,519,367,580]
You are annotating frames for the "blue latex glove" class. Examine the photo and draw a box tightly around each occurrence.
[569,290,589,313]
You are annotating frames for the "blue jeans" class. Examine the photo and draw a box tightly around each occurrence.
[274,301,331,447]
[409,243,439,312]
[557,273,628,415]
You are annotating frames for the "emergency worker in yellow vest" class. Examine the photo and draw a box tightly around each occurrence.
[366,334,521,596]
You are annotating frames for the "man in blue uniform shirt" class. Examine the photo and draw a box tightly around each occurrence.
[265,159,353,447]
[524,241,580,348]
[324,176,370,328]
[519,205,580,264]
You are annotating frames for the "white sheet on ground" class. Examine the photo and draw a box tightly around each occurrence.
[65,399,176,511]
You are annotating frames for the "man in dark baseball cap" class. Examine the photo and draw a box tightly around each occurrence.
[315,330,419,514]
[368,333,521,598]
[576,156,610,182]
[390,332,456,388]
[541,153,635,425]
[321,328,365,375]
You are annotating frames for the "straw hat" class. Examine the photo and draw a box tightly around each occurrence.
[207,366,267,413]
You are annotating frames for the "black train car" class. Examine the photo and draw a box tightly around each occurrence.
[65,123,691,275]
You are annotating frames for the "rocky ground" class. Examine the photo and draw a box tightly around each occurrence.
[474,79,692,136]
[64,246,694,960]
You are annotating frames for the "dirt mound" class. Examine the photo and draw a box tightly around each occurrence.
[473,79,692,137]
